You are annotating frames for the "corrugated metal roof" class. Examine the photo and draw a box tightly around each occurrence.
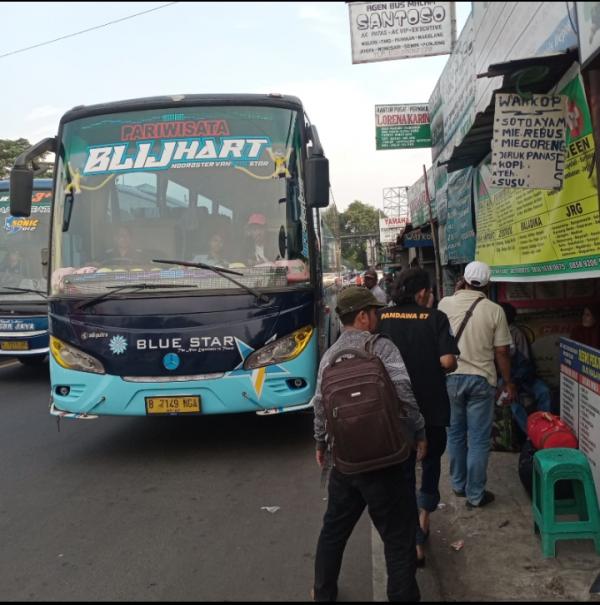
[441,47,579,173]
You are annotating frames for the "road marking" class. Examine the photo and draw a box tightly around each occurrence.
[0,360,20,369]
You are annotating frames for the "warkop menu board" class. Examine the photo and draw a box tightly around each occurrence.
[475,67,600,281]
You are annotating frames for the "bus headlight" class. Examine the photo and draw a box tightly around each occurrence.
[50,337,105,375]
[243,326,313,370]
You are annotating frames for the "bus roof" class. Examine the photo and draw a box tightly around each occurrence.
[59,93,305,126]
[0,179,53,191]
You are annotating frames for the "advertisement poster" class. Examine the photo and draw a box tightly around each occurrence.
[560,337,600,502]
[428,14,475,164]
[445,167,475,263]
[348,1,456,65]
[475,65,600,281]
[407,168,435,228]
[375,104,431,150]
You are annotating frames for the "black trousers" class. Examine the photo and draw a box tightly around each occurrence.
[314,462,419,602]
[404,425,448,545]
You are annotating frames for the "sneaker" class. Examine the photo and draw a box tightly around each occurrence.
[453,489,466,497]
[466,490,495,509]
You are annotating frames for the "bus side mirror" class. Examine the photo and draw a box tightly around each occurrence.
[306,155,329,208]
[10,136,56,217]
[306,124,329,208]
[10,167,34,217]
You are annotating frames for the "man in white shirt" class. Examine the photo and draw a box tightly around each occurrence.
[244,213,272,265]
[363,269,388,304]
[438,261,516,509]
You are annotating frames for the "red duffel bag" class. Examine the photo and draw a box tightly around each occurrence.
[526,412,578,450]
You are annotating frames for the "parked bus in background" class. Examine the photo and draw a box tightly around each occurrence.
[10,94,331,418]
[0,179,51,366]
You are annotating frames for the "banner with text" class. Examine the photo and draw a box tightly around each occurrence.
[348,1,456,64]
[379,216,407,243]
[491,93,567,190]
[407,168,435,228]
[474,66,600,281]
[560,337,600,502]
[375,104,431,149]
[403,229,433,247]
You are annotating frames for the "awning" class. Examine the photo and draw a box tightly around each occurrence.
[441,47,579,173]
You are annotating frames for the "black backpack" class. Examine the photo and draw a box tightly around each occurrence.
[321,335,414,474]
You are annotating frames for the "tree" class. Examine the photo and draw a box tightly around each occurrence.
[339,200,380,269]
[0,138,53,178]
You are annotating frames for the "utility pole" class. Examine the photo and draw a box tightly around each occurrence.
[423,165,443,301]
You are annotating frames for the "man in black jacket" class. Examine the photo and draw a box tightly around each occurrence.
[378,268,459,566]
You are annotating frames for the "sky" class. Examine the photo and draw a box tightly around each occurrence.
[0,1,471,212]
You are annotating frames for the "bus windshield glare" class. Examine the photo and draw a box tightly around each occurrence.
[0,188,51,301]
[51,105,310,296]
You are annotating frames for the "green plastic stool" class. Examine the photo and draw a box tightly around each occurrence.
[532,448,600,558]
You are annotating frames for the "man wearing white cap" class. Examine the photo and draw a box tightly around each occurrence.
[438,261,516,509]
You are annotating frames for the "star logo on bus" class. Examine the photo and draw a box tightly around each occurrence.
[224,337,288,399]
[109,335,128,355]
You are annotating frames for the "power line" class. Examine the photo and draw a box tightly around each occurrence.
[0,2,179,60]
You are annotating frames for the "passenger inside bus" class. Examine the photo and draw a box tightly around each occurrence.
[101,225,144,264]
[0,250,24,275]
[193,232,230,268]
[242,213,278,266]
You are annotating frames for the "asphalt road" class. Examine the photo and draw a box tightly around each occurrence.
[0,361,373,601]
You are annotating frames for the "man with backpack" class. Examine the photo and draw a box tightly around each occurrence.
[312,286,426,602]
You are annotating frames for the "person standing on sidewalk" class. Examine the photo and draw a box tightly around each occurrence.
[378,268,459,566]
[312,286,426,602]
[363,268,388,304]
[438,261,516,509]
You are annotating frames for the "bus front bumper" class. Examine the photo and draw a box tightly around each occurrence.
[49,338,317,417]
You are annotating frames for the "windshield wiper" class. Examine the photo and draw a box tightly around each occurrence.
[76,283,198,311]
[152,259,269,303]
[0,286,47,298]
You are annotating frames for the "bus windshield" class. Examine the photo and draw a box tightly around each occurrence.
[0,187,51,301]
[51,105,311,297]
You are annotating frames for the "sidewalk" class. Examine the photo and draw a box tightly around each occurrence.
[413,451,600,601]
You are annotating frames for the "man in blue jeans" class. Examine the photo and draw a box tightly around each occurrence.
[438,261,517,509]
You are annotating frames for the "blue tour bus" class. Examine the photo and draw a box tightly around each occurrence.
[10,94,335,418]
[0,179,51,365]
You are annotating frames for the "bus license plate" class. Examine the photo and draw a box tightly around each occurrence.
[145,396,201,415]
[0,341,29,351]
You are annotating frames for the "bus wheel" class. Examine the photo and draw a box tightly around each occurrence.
[18,355,48,366]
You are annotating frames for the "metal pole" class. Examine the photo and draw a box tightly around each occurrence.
[423,164,443,301]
